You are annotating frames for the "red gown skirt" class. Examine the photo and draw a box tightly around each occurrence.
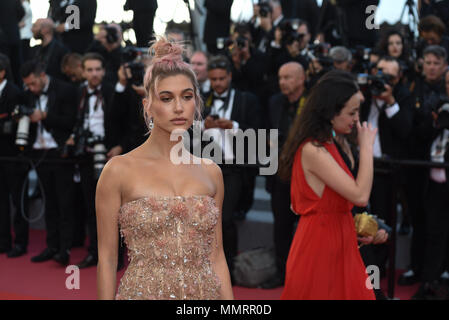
[281,141,375,300]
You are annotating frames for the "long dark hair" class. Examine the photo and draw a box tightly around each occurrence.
[377,28,411,62]
[278,70,359,181]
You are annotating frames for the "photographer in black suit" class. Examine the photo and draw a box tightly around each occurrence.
[281,0,319,38]
[124,0,158,47]
[411,67,449,300]
[228,23,267,101]
[202,55,262,280]
[0,54,29,258]
[113,63,147,153]
[359,56,414,276]
[20,59,77,266]
[66,53,123,269]
[61,52,84,86]
[31,18,70,81]
[400,45,448,287]
[203,0,234,54]
[0,0,25,86]
[86,24,124,87]
[55,0,97,54]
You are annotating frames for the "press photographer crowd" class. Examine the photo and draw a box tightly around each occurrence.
[1,0,449,300]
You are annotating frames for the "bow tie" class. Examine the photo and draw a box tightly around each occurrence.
[87,89,100,97]
[213,95,227,102]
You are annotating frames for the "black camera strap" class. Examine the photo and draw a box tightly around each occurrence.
[80,85,103,131]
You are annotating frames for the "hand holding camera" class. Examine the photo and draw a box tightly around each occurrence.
[229,37,251,69]
[216,118,233,129]
[205,115,218,129]
[118,65,130,87]
[97,25,121,52]
[29,109,46,123]
[374,83,395,106]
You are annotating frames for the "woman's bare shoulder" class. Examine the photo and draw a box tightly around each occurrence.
[198,157,222,180]
[302,141,329,157]
[100,155,132,181]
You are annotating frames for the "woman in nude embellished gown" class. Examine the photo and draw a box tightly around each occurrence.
[96,37,234,300]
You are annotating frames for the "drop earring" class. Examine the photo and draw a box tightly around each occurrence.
[149,118,154,131]
[332,129,336,138]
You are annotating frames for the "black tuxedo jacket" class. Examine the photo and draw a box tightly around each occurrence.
[203,0,233,46]
[60,0,97,53]
[124,0,158,12]
[112,85,147,152]
[202,89,262,165]
[20,77,77,151]
[0,80,21,156]
[202,89,262,131]
[267,92,307,147]
[360,83,414,159]
[29,38,70,81]
[283,0,319,36]
[73,82,119,150]
[0,0,24,45]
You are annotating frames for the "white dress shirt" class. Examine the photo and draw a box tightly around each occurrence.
[367,99,400,158]
[430,129,449,183]
[20,0,33,40]
[33,79,59,150]
[203,89,240,162]
[84,85,105,139]
[0,79,7,97]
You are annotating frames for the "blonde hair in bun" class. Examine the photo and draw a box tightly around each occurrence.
[143,36,203,130]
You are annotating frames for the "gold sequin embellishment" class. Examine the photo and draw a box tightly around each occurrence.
[115,195,221,300]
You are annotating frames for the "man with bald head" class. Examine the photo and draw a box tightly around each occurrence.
[30,18,69,80]
[262,61,307,289]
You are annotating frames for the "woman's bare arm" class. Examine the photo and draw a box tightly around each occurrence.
[96,156,123,300]
[206,162,234,300]
[303,122,376,207]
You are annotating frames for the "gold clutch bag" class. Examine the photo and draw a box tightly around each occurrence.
[354,212,378,237]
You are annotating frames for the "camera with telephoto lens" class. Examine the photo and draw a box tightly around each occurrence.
[369,71,394,97]
[121,46,146,86]
[279,20,305,47]
[351,45,374,74]
[88,135,107,180]
[357,71,394,97]
[73,129,107,179]
[12,105,35,148]
[307,42,334,69]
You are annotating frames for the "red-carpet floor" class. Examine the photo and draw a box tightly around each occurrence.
[0,229,419,300]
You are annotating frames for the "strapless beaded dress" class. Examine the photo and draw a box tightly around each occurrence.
[116,195,222,300]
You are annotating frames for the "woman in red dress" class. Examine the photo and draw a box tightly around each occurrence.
[278,70,377,300]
